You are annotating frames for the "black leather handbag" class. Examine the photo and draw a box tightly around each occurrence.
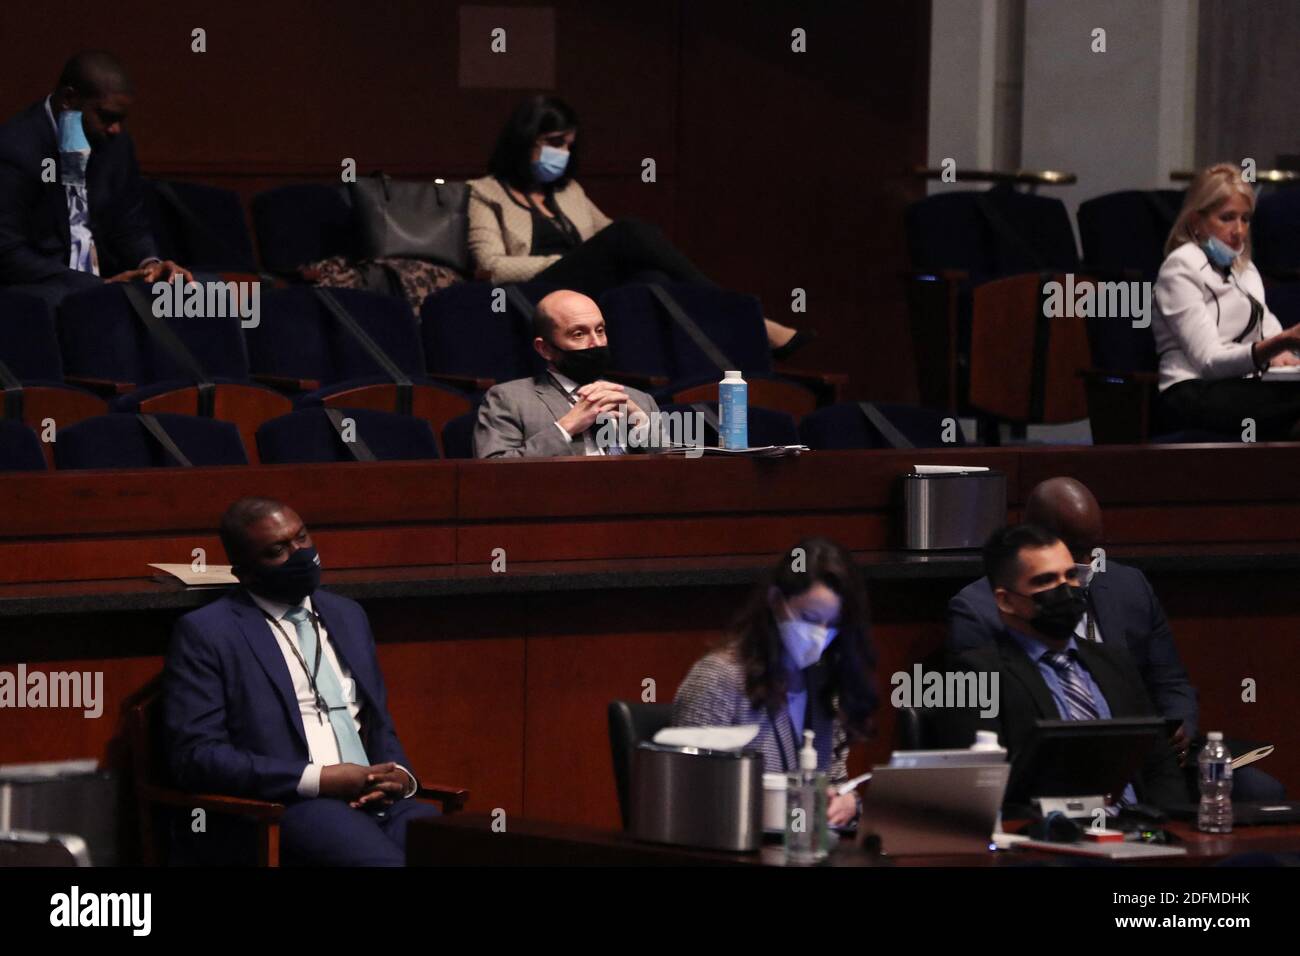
[349,173,470,273]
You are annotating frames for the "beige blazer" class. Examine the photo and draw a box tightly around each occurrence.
[466,175,613,284]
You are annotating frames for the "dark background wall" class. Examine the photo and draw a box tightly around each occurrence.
[2,1,930,401]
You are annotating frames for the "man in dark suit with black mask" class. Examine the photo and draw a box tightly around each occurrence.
[943,524,1188,810]
[0,50,190,307]
[949,476,1283,801]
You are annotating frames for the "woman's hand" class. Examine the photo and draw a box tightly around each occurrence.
[827,789,858,827]
[1270,351,1300,368]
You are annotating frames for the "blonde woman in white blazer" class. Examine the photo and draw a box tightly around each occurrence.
[467,95,810,358]
[1153,163,1300,439]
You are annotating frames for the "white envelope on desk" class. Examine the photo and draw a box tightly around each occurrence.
[149,563,238,586]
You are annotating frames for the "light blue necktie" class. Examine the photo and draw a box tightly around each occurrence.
[283,606,369,766]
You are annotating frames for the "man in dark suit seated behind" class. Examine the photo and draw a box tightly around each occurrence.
[942,524,1188,810]
[949,476,1283,802]
[0,50,189,308]
[164,497,438,865]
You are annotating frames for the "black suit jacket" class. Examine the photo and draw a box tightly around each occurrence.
[941,630,1189,809]
[948,562,1198,737]
[0,100,157,284]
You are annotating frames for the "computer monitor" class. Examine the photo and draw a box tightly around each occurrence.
[1007,717,1164,806]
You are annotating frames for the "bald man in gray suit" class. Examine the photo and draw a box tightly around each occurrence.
[474,290,661,458]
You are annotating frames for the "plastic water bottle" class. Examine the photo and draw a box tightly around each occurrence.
[719,370,748,449]
[784,729,829,864]
[971,730,1008,837]
[1197,731,1233,833]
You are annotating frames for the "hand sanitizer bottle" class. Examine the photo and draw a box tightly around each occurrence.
[719,370,748,449]
[784,729,829,864]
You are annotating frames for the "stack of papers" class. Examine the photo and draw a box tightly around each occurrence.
[148,563,238,586]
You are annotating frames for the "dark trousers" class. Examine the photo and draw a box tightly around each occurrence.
[1160,377,1300,441]
[172,795,440,866]
[535,218,714,299]
[279,795,441,866]
[4,270,103,310]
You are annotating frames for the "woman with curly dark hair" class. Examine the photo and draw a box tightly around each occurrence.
[671,537,877,826]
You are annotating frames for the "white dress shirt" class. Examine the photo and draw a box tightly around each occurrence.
[43,95,160,276]
[550,368,607,455]
[250,592,416,800]
[1153,242,1283,391]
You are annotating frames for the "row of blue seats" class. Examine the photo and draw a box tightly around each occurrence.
[2,279,812,410]
[908,184,1300,285]
[146,177,1300,291]
[0,401,962,471]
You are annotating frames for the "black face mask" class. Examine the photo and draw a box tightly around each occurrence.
[550,343,611,386]
[1019,583,1087,640]
[240,546,322,604]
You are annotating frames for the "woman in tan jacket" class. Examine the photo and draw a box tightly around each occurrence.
[467,96,809,358]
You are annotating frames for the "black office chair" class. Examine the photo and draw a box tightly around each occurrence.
[894,706,950,751]
[607,700,674,830]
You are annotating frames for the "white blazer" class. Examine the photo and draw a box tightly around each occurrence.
[1152,241,1282,391]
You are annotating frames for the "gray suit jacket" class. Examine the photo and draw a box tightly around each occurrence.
[473,373,661,458]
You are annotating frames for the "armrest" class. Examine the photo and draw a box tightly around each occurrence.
[608,369,669,389]
[138,783,285,822]
[65,375,135,396]
[253,373,321,392]
[427,372,495,392]
[773,368,849,405]
[416,784,469,813]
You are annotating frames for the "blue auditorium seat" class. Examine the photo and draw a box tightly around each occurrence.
[251,287,471,453]
[256,407,440,463]
[251,184,357,278]
[598,283,821,418]
[1077,190,1185,279]
[55,413,248,469]
[419,280,556,389]
[143,179,259,275]
[798,402,967,450]
[0,419,48,471]
[0,288,107,428]
[1254,188,1300,280]
[440,411,477,459]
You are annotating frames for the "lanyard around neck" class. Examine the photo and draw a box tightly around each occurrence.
[261,607,332,722]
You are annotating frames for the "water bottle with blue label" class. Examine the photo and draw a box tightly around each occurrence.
[719,370,748,449]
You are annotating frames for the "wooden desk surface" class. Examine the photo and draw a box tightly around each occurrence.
[409,812,1300,867]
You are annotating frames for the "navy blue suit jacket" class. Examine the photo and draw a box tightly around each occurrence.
[0,100,157,285]
[164,588,414,802]
[948,561,1199,737]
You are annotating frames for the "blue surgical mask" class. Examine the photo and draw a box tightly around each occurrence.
[1201,235,1240,269]
[57,110,91,153]
[531,144,570,184]
[777,610,837,670]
